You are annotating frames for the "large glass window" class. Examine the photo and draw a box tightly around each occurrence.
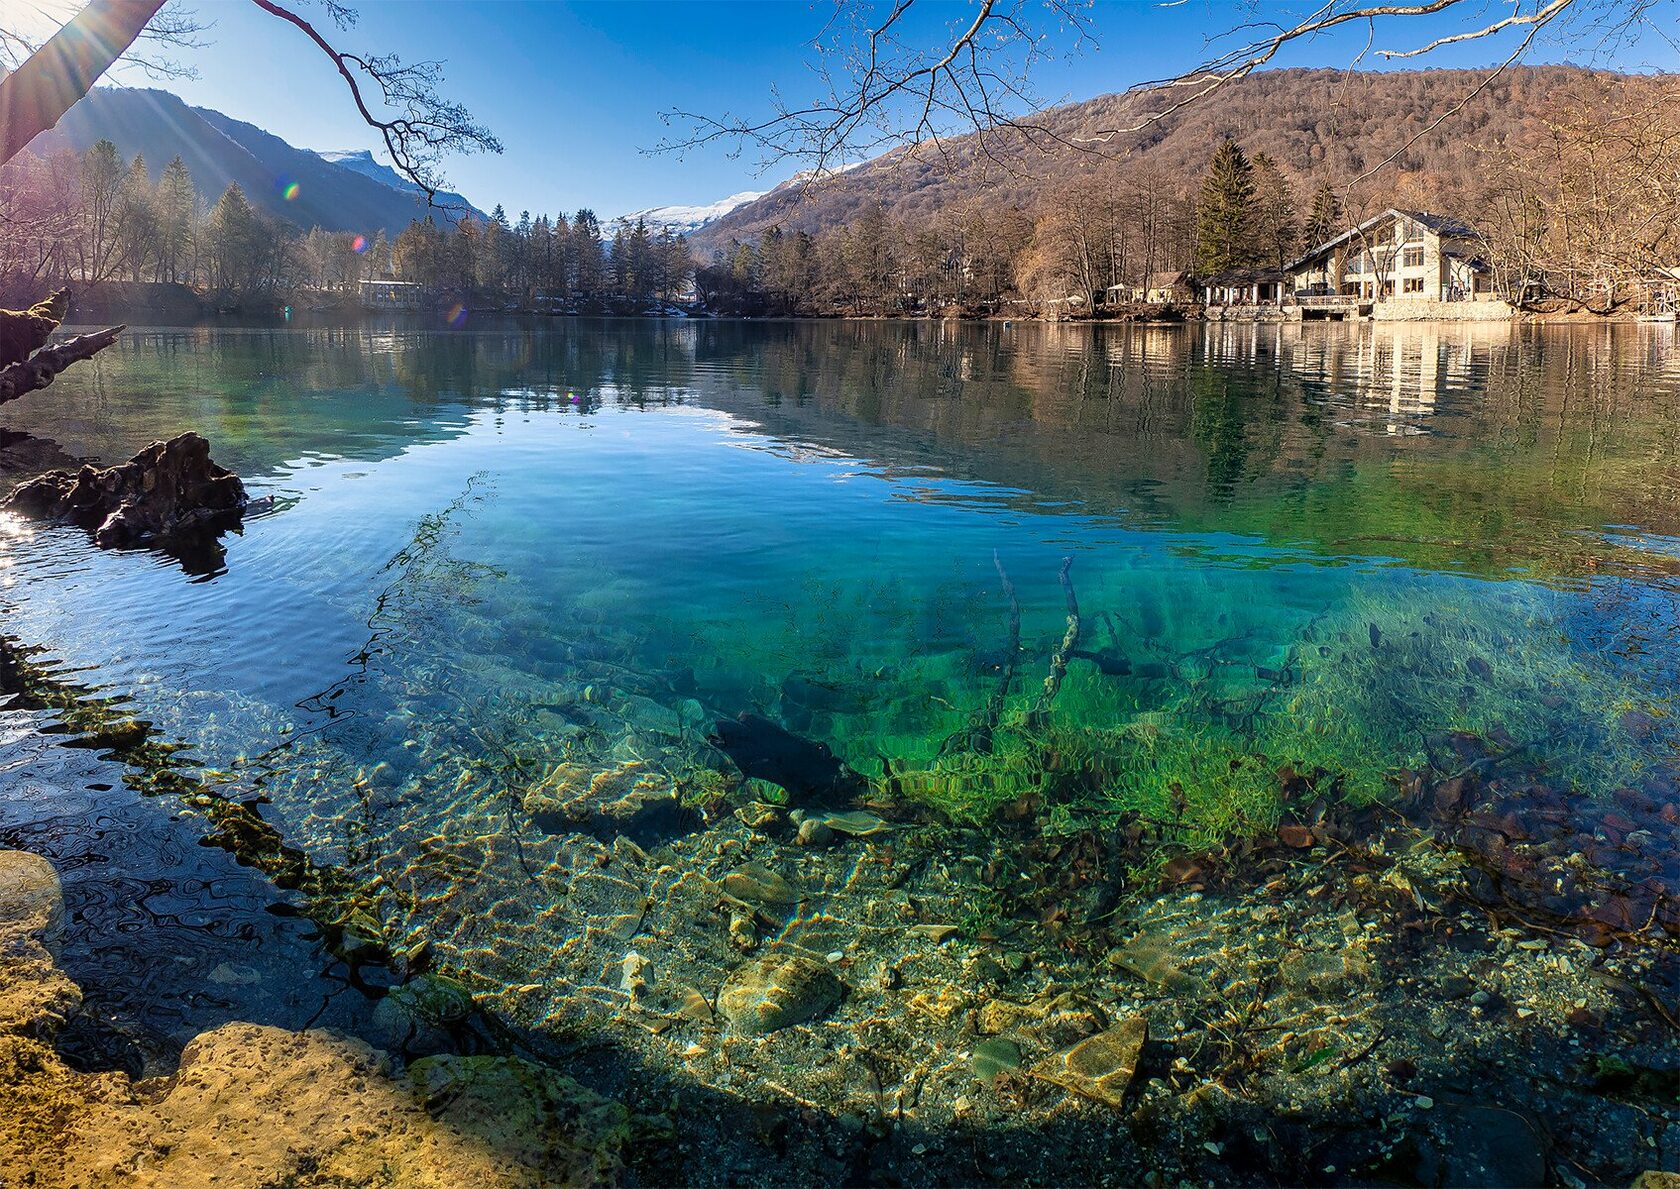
[1403,246,1425,268]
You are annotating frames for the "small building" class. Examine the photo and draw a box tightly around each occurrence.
[359,279,423,311]
[1638,266,1680,315]
[1143,271,1198,305]
[1203,267,1288,307]
[1287,209,1495,306]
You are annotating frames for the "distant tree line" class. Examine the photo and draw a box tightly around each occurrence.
[391,207,692,307]
[693,72,1679,318]
[689,144,1331,316]
[0,140,391,306]
[6,68,1675,320]
[0,140,695,312]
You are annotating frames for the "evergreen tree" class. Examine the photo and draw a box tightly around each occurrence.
[1304,180,1344,248]
[155,156,195,284]
[625,218,653,300]
[1194,137,1257,275]
[1250,153,1299,269]
[116,152,157,280]
[572,209,604,295]
[204,183,263,296]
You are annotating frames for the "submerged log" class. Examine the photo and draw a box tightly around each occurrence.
[3,432,248,550]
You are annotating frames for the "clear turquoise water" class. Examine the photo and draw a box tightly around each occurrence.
[5,317,1680,1000]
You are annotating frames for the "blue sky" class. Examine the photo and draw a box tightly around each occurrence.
[64,0,1680,218]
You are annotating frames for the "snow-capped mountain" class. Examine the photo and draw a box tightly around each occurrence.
[607,190,768,237]
[316,149,484,219]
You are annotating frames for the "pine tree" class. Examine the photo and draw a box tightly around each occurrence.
[625,218,653,300]
[1250,153,1299,269]
[155,156,195,284]
[1194,137,1257,275]
[1305,181,1344,248]
[205,183,262,296]
[116,152,157,280]
[572,209,604,296]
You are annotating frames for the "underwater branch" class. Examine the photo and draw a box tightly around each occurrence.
[1035,556,1080,717]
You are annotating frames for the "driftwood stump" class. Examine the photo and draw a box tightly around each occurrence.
[0,289,124,407]
[4,432,248,550]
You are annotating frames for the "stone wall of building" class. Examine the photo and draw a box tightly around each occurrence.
[1372,297,1515,322]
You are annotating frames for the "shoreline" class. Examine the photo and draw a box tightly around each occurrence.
[44,281,1675,328]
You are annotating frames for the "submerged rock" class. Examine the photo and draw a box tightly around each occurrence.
[0,850,79,1038]
[721,862,802,907]
[2,875,632,1186]
[370,974,475,1056]
[1037,1016,1148,1108]
[1108,935,1208,997]
[972,1037,1023,1081]
[717,951,844,1034]
[710,713,867,806]
[3,432,247,557]
[0,849,62,941]
[523,759,699,847]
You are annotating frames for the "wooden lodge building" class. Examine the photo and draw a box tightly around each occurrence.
[1282,208,1497,317]
[1102,210,1505,321]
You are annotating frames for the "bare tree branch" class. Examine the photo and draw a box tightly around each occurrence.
[665,0,1663,182]
[248,0,501,209]
[1,1,497,208]
[0,2,209,80]
[661,0,1100,182]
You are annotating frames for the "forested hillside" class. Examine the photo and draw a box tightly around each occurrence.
[692,66,1659,255]
[679,65,1680,315]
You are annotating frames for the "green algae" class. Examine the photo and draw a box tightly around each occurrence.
[836,577,1674,859]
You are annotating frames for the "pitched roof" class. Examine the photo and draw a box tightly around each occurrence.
[1204,266,1286,285]
[1287,208,1480,271]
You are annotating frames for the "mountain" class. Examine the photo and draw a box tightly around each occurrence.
[312,148,481,216]
[607,189,768,238]
[690,66,1655,254]
[25,87,483,236]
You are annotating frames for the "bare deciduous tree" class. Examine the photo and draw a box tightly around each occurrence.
[1474,75,1680,310]
[0,0,498,400]
[668,0,1665,183]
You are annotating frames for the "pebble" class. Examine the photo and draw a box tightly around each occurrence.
[1415,1095,1435,1110]
[796,819,834,847]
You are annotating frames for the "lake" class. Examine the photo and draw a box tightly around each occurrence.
[4,317,1680,1183]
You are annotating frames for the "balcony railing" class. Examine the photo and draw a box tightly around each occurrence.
[1293,294,1370,308]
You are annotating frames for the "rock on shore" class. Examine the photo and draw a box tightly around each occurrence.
[0,847,630,1188]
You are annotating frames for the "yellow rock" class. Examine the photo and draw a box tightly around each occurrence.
[907,986,967,1022]
[1036,1016,1148,1108]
